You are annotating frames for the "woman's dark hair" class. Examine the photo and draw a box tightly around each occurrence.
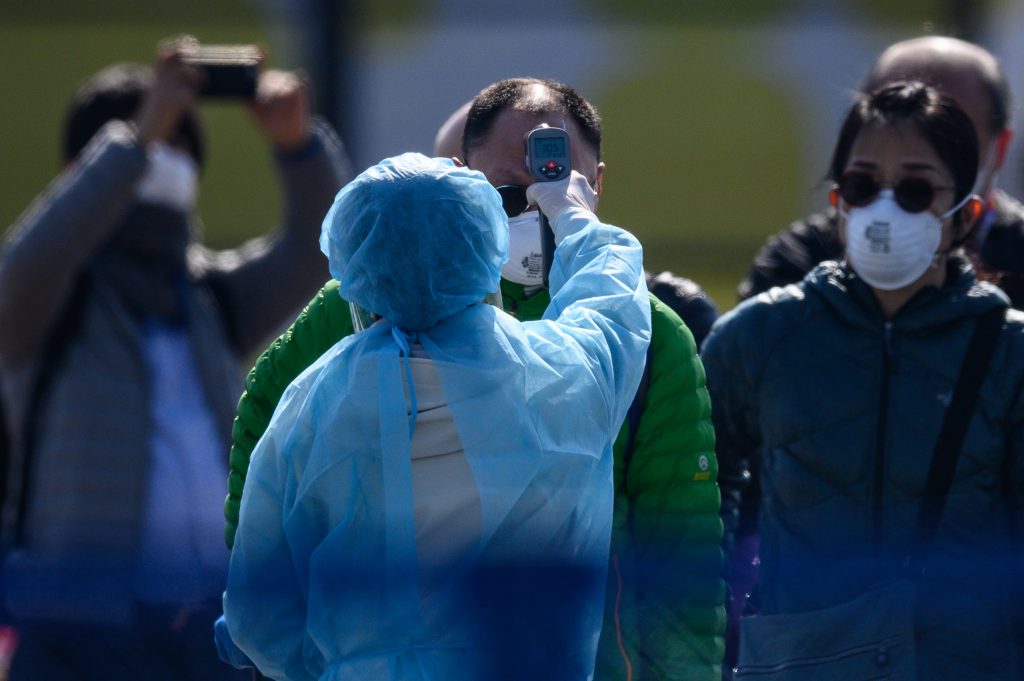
[62,63,205,167]
[828,81,978,218]
[462,77,602,161]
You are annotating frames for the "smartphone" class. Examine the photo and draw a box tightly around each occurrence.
[184,45,261,99]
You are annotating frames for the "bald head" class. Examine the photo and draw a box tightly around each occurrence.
[433,100,472,158]
[864,36,1010,141]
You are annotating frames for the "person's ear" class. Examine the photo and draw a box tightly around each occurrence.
[957,195,984,240]
[963,195,984,222]
[828,186,839,208]
[966,193,983,220]
[593,162,605,202]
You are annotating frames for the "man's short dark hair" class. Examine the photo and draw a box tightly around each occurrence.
[62,63,205,166]
[462,78,602,161]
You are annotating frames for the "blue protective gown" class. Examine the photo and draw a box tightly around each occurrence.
[223,203,651,681]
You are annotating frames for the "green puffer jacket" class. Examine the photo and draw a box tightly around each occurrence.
[224,277,725,680]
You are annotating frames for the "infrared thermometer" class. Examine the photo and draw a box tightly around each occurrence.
[525,124,572,286]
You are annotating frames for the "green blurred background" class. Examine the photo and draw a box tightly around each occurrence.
[0,0,1015,313]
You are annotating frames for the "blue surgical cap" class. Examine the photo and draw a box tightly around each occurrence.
[320,153,509,331]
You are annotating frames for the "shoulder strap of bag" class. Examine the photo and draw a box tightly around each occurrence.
[907,304,1006,574]
[622,342,654,468]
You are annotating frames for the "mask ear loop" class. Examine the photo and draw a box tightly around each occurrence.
[939,191,975,220]
[949,194,985,250]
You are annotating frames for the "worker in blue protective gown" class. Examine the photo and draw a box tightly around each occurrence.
[220,153,652,681]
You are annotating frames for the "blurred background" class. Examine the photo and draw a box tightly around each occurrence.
[2,0,1022,311]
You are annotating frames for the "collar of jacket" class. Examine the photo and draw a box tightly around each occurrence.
[805,258,1008,333]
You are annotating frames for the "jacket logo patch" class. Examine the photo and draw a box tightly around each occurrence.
[693,455,711,481]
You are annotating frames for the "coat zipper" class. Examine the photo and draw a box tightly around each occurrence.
[872,322,893,554]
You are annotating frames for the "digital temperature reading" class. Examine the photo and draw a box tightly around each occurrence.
[534,137,566,159]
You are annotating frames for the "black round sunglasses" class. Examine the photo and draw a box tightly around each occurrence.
[837,170,954,214]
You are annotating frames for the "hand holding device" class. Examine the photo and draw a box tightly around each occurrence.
[135,39,203,146]
[524,124,574,286]
[526,171,597,223]
[248,70,312,152]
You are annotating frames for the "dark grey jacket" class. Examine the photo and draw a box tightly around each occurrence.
[704,260,1024,680]
[0,119,351,623]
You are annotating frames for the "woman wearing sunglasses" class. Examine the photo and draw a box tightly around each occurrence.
[703,81,1024,680]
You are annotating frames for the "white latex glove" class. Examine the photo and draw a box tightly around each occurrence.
[525,170,597,225]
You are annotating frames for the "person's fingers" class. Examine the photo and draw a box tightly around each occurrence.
[255,70,303,101]
[525,171,597,219]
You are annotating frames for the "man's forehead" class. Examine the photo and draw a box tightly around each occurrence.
[498,108,568,136]
[487,108,590,155]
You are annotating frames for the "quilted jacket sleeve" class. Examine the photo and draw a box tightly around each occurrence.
[595,294,725,681]
[699,303,766,674]
[0,121,146,367]
[224,279,353,548]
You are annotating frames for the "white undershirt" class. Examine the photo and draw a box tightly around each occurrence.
[404,354,482,599]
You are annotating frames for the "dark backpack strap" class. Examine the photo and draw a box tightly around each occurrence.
[12,275,91,546]
[907,305,1006,574]
[622,342,655,470]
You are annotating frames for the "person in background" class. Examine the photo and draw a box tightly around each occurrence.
[223,152,651,680]
[727,36,1023,673]
[705,81,1024,680]
[223,79,726,680]
[738,36,1024,308]
[0,36,351,680]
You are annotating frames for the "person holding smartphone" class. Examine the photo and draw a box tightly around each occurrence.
[0,35,351,680]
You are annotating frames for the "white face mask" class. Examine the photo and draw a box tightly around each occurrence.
[135,142,199,212]
[501,210,545,286]
[843,189,969,291]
